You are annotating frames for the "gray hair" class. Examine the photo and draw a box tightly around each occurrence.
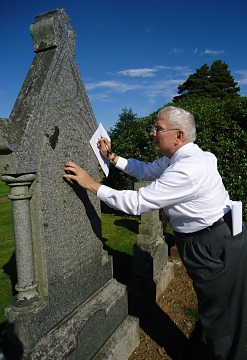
[157,106,196,142]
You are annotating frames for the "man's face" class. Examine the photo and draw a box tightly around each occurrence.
[150,112,179,158]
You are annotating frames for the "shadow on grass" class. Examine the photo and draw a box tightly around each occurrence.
[102,238,133,284]
[0,322,23,360]
[2,252,18,297]
[114,217,139,234]
[0,252,23,359]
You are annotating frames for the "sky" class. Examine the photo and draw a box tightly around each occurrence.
[1,0,247,131]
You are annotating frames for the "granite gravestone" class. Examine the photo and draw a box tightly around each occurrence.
[128,182,174,301]
[0,9,139,360]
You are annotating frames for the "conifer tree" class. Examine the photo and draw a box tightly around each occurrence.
[173,60,240,102]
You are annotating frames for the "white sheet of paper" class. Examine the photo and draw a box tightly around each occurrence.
[89,123,111,177]
[231,200,242,236]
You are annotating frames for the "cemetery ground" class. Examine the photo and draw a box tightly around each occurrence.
[0,183,245,360]
[104,220,208,360]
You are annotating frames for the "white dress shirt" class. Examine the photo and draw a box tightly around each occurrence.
[97,142,232,233]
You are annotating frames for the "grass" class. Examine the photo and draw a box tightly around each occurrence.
[0,180,10,198]
[0,181,14,325]
[101,213,140,255]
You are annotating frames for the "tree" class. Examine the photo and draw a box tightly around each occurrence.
[173,60,240,102]
[207,60,240,97]
[109,107,138,136]
[175,64,210,99]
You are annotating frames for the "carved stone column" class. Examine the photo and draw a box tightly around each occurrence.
[1,173,39,302]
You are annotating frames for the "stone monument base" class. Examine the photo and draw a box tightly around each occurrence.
[93,315,139,360]
[128,263,174,301]
[6,279,139,360]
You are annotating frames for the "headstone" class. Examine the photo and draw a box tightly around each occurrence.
[128,182,174,301]
[0,9,139,359]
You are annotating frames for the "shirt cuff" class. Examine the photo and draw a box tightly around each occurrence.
[115,156,128,171]
[97,185,113,202]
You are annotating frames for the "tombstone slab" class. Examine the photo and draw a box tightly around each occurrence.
[0,9,139,359]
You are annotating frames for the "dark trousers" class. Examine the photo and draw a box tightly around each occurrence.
[175,221,247,360]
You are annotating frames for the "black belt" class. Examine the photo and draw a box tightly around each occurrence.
[208,217,225,229]
[174,212,231,238]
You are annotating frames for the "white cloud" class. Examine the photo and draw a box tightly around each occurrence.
[235,70,247,75]
[235,70,247,85]
[169,48,184,55]
[87,93,109,101]
[117,66,189,78]
[85,80,143,93]
[204,49,225,55]
[85,65,189,107]
[145,26,154,33]
[194,48,198,55]
[117,68,158,77]
[155,65,172,70]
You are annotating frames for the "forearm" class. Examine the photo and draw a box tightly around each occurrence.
[88,180,102,195]
[108,152,119,166]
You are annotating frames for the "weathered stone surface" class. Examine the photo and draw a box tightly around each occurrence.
[132,236,168,278]
[92,316,140,360]
[0,8,94,175]
[1,9,139,359]
[28,279,128,359]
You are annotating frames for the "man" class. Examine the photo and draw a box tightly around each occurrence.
[64,106,247,360]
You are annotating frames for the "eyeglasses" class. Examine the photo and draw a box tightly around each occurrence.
[151,126,180,135]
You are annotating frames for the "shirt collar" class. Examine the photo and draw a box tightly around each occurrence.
[169,142,194,165]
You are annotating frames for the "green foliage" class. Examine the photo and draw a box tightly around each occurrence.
[177,64,210,98]
[173,60,240,102]
[109,107,138,135]
[209,60,240,96]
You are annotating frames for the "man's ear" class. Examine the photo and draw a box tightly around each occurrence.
[177,130,184,140]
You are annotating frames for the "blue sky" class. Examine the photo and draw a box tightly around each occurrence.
[1,0,247,130]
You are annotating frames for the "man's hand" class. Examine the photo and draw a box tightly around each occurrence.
[97,137,111,158]
[97,137,119,165]
[63,161,101,195]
